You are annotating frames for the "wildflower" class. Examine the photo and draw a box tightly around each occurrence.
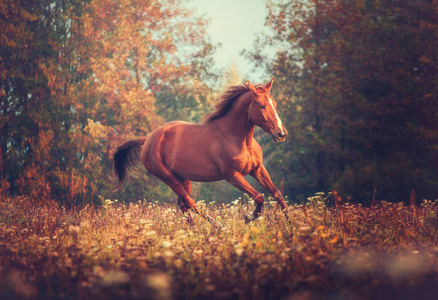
[193,249,203,255]
[329,236,340,244]
[174,259,184,268]
[234,244,244,256]
[299,226,311,232]
[163,251,174,258]
[162,241,172,248]
[100,270,131,287]
[255,216,265,222]
[80,221,90,228]
[140,273,172,300]
[250,227,260,234]
[235,248,244,255]
[69,225,80,233]
[175,230,187,239]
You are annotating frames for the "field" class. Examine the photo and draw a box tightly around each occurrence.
[1,195,438,300]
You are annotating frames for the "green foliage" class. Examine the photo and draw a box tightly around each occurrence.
[246,0,438,202]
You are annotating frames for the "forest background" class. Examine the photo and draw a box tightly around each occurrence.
[1,0,437,207]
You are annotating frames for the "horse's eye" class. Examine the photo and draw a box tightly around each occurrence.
[260,105,266,109]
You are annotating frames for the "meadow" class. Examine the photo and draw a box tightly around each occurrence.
[1,194,438,300]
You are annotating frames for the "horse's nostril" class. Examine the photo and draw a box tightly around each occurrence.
[277,132,284,138]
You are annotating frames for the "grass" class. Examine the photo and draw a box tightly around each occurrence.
[1,195,438,299]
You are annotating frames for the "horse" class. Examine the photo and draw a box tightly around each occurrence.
[110,79,289,226]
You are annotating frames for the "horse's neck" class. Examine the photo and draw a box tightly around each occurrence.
[216,93,255,146]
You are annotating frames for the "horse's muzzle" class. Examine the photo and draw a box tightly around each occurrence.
[272,126,287,143]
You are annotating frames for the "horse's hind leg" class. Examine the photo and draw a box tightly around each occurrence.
[177,180,194,225]
[163,175,221,227]
[163,177,199,213]
[151,167,202,214]
[146,159,221,227]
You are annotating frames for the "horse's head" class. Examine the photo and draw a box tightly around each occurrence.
[247,79,288,143]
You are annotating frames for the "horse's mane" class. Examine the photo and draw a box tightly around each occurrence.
[203,83,266,123]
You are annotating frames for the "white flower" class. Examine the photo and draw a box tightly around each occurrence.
[164,251,174,258]
[234,245,244,256]
[162,241,172,248]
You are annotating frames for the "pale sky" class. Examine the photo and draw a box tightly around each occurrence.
[187,0,270,83]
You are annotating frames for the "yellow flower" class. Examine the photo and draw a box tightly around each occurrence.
[329,236,339,244]
[250,227,260,234]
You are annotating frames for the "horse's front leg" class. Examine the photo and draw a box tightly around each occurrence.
[250,165,289,219]
[223,171,265,222]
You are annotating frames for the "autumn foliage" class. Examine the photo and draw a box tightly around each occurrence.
[1,0,216,205]
[1,0,438,204]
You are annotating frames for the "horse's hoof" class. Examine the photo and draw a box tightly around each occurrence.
[244,213,256,224]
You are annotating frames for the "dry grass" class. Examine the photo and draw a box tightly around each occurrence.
[1,195,438,300]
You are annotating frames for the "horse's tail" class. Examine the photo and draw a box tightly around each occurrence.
[110,137,146,191]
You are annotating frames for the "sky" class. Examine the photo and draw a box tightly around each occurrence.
[187,0,271,83]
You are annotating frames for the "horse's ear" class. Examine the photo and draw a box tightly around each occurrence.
[248,80,258,94]
[265,78,274,92]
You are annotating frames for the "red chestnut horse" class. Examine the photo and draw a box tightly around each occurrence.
[110,79,289,226]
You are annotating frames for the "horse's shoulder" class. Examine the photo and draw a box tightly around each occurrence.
[249,139,262,155]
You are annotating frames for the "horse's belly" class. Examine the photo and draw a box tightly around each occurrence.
[176,170,224,183]
[169,151,224,182]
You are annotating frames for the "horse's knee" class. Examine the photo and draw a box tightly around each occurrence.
[254,194,264,205]
[273,190,283,199]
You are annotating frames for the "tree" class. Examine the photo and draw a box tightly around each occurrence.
[1,0,217,205]
[246,0,438,202]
